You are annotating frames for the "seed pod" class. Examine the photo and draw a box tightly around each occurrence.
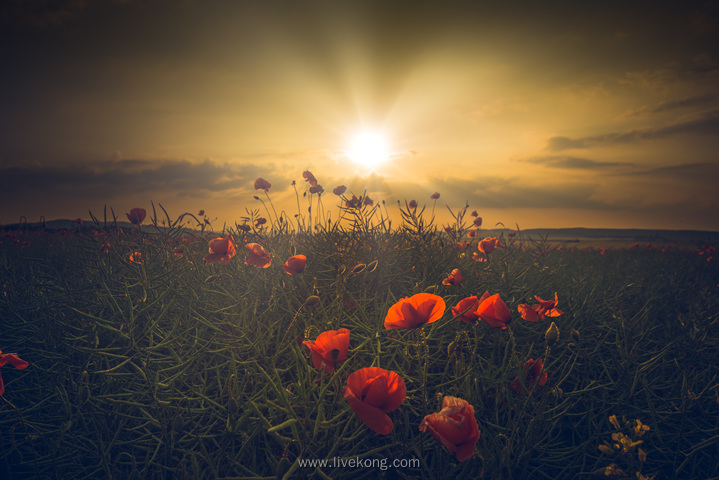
[570,328,580,341]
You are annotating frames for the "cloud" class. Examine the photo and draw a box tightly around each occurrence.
[523,155,634,170]
[0,157,286,200]
[623,93,719,117]
[546,110,719,151]
[624,161,719,179]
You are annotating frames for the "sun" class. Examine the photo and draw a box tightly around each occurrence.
[347,131,390,169]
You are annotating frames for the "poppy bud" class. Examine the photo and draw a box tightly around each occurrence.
[570,328,580,341]
[228,397,240,415]
[351,263,366,274]
[545,321,560,347]
[598,444,613,455]
[276,456,292,479]
[172,415,185,434]
[305,295,320,307]
[253,196,260,200]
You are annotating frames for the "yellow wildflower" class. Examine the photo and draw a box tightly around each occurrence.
[633,419,650,438]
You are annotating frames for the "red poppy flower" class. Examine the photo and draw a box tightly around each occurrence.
[343,367,406,435]
[384,293,446,330]
[470,210,478,217]
[303,328,350,373]
[309,185,324,194]
[129,251,143,263]
[451,296,481,324]
[472,217,483,228]
[255,217,267,226]
[475,291,511,328]
[345,195,361,208]
[245,243,272,268]
[254,177,271,192]
[204,234,237,265]
[126,208,146,225]
[518,293,564,322]
[510,358,548,394]
[478,237,499,254]
[283,254,307,274]
[419,396,480,462]
[431,192,440,200]
[198,210,205,216]
[0,350,29,396]
[363,196,374,206]
[333,185,347,195]
[100,243,111,254]
[409,200,417,209]
[467,230,477,238]
[303,170,318,187]
[442,268,463,286]
[237,224,251,232]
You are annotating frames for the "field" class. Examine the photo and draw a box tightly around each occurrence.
[1,199,718,480]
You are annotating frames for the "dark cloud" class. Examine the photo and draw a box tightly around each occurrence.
[624,161,719,179]
[624,93,719,117]
[0,158,283,200]
[523,155,634,170]
[546,110,719,151]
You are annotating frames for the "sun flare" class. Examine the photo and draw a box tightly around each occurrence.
[347,131,389,169]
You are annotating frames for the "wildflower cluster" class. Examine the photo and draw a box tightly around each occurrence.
[596,415,653,479]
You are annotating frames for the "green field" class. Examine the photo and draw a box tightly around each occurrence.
[1,201,718,480]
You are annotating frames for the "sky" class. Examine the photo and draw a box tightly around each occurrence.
[1,0,719,231]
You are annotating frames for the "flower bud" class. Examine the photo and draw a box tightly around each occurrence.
[570,328,580,341]
[545,321,560,347]
[304,295,320,307]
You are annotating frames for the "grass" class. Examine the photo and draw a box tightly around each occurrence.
[1,194,718,480]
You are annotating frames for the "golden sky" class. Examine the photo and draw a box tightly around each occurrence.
[2,0,719,230]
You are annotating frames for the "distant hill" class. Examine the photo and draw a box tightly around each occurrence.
[2,220,719,243]
[482,227,719,243]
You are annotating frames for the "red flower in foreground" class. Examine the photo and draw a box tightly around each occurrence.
[419,396,481,462]
[451,296,481,324]
[254,177,271,192]
[344,367,406,435]
[303,328,350,373]
[333,185,347,196]
[478,237,500,254]
[126,208,146,225]
[204,234,237,265]
[283,254,307,274]
[309,184,324,194]
[245,243,272,268]
[442,268,463,286]
[303,170,318,187]
[0,350,29,396]
[510,358,548,394]
[518,292,564,322]
[431,192,440,200]
[409,200,417,209]
[363,196,374,206]
[384,293,446,330]
[475,291,511,328]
